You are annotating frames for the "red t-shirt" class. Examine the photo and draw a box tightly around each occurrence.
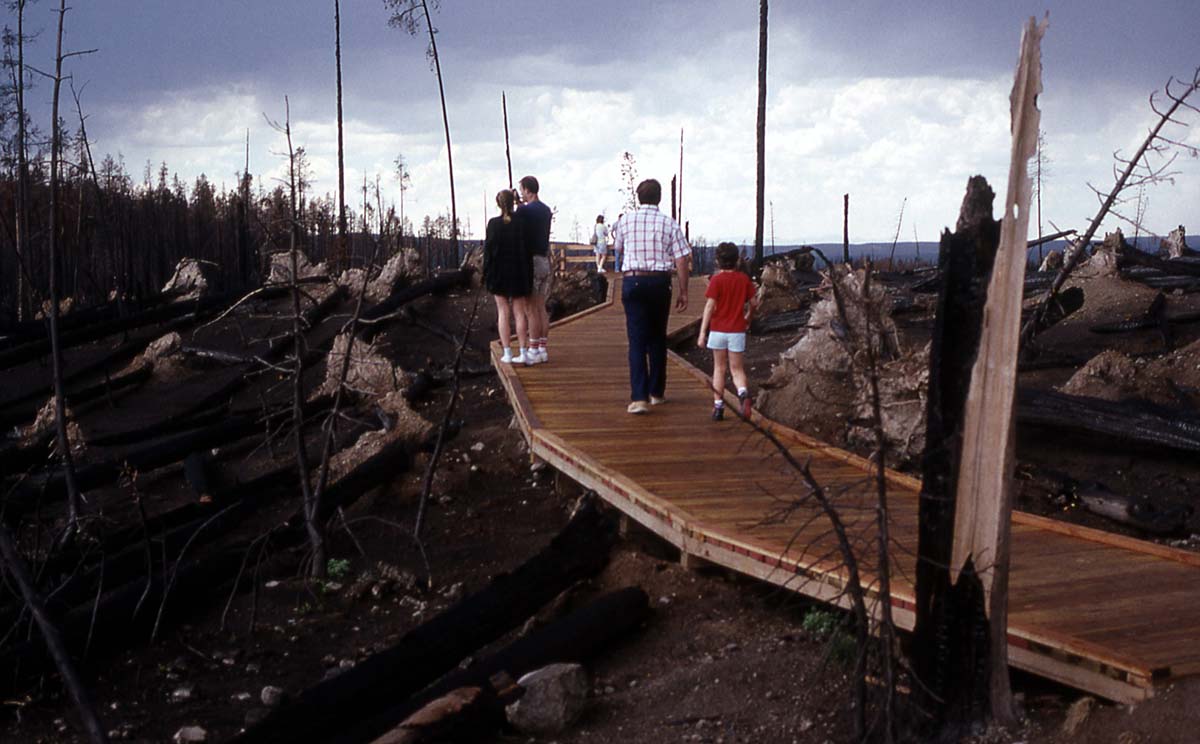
[705,270,757,333]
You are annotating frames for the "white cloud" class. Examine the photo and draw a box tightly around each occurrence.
[94,53,1200,247]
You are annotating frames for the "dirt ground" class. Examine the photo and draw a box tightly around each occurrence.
[3,265,1200,743]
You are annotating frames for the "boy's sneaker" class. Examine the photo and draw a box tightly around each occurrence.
[738,390,752,417]
[711,404,724,421]
[510,352,527,364]
[524,350,542,365]
[536,348,548,364]
[500,351,513,363]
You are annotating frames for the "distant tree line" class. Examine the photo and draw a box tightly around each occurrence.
[0,138,463,324]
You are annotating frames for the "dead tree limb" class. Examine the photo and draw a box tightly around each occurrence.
[45,0,88,537]
[0,521,107,743]
[1023,66,1200,345]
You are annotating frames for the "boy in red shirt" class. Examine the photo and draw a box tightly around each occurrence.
[697,243,759,421]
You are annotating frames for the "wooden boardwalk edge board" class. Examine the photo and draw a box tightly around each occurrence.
[490,287,1183,705]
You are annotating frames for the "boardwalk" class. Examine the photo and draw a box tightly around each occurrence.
[493,274,1200,704]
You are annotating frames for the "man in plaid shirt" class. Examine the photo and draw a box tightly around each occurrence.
[612,179,692,414]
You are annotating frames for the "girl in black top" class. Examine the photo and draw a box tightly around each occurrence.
[483,189,533,363]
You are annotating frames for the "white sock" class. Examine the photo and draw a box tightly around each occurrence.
[714,399,724,407]
[737,387,748,396]
[501,348,512,360]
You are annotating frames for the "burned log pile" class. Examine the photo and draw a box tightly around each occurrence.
[0,257,482,716]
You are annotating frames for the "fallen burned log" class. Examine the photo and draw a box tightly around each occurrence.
[0,427,419,693]
[1117,248,1200,277]
[1016,387,1200,454]
[360,270,471,339]
[0,292,180,350]
[170,285,345,422]
[343,587,649,744]
[0,293,224,372]
[1091,311,1200,334]
[0,362,153,430]
[233,498,617,744]
[0,461,301,633]
[750,308,810,335]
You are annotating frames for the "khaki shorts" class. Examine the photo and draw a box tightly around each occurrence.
[532,255,553,297]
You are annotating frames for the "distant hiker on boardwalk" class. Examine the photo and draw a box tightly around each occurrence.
[515,175,553,365]
[483,189,533,364]
[697,242,758,420]
[612,179,691,414]
[591,214,609,272]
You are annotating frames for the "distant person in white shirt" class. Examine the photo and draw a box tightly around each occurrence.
[591,214,609,272]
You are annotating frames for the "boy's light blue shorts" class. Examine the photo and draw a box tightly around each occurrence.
[706,331,747,353]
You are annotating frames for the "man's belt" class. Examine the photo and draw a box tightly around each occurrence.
[624,269,670,276]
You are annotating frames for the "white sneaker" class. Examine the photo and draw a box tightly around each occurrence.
[536,348,548,363]
[501,351,513,363]
[511,352,527,364]
[524,351,542,365]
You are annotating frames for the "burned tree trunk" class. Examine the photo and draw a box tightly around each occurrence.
[46,0,86,532]
[913,20,1043,733]
[912,176,1003,735]
[753,0,768,269]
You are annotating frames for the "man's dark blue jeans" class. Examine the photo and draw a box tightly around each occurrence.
[622,274,672,402]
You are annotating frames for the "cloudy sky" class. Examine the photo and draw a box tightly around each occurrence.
[10,0,1199,244]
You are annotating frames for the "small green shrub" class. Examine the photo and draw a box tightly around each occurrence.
[327,558,351,580]
[802,608,858,667]
[801,608,841,638]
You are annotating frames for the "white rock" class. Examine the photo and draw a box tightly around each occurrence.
[261,685,285,707]
[505,663,589,735]
[173,725,208,743]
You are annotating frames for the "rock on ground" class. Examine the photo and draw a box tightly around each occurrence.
[319,332,404,400]
[173,725,208,743]
[505,663,590,735]
[162,257,213,300]
[268,250,327,284]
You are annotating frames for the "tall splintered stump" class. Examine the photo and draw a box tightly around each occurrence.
[912,177,1003,737]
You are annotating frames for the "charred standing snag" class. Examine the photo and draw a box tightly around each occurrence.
[912,175,1006,738]
[233,498,617,744]
[912,20,1043,736]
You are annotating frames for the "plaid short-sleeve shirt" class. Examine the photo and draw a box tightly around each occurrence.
[613,206,691,272]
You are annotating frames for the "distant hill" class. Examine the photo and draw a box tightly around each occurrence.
[754,234,1199,268]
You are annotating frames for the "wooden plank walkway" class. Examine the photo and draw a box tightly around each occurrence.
[492,273,1200,704]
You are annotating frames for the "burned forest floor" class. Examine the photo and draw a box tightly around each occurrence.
[4,260,1200,744]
